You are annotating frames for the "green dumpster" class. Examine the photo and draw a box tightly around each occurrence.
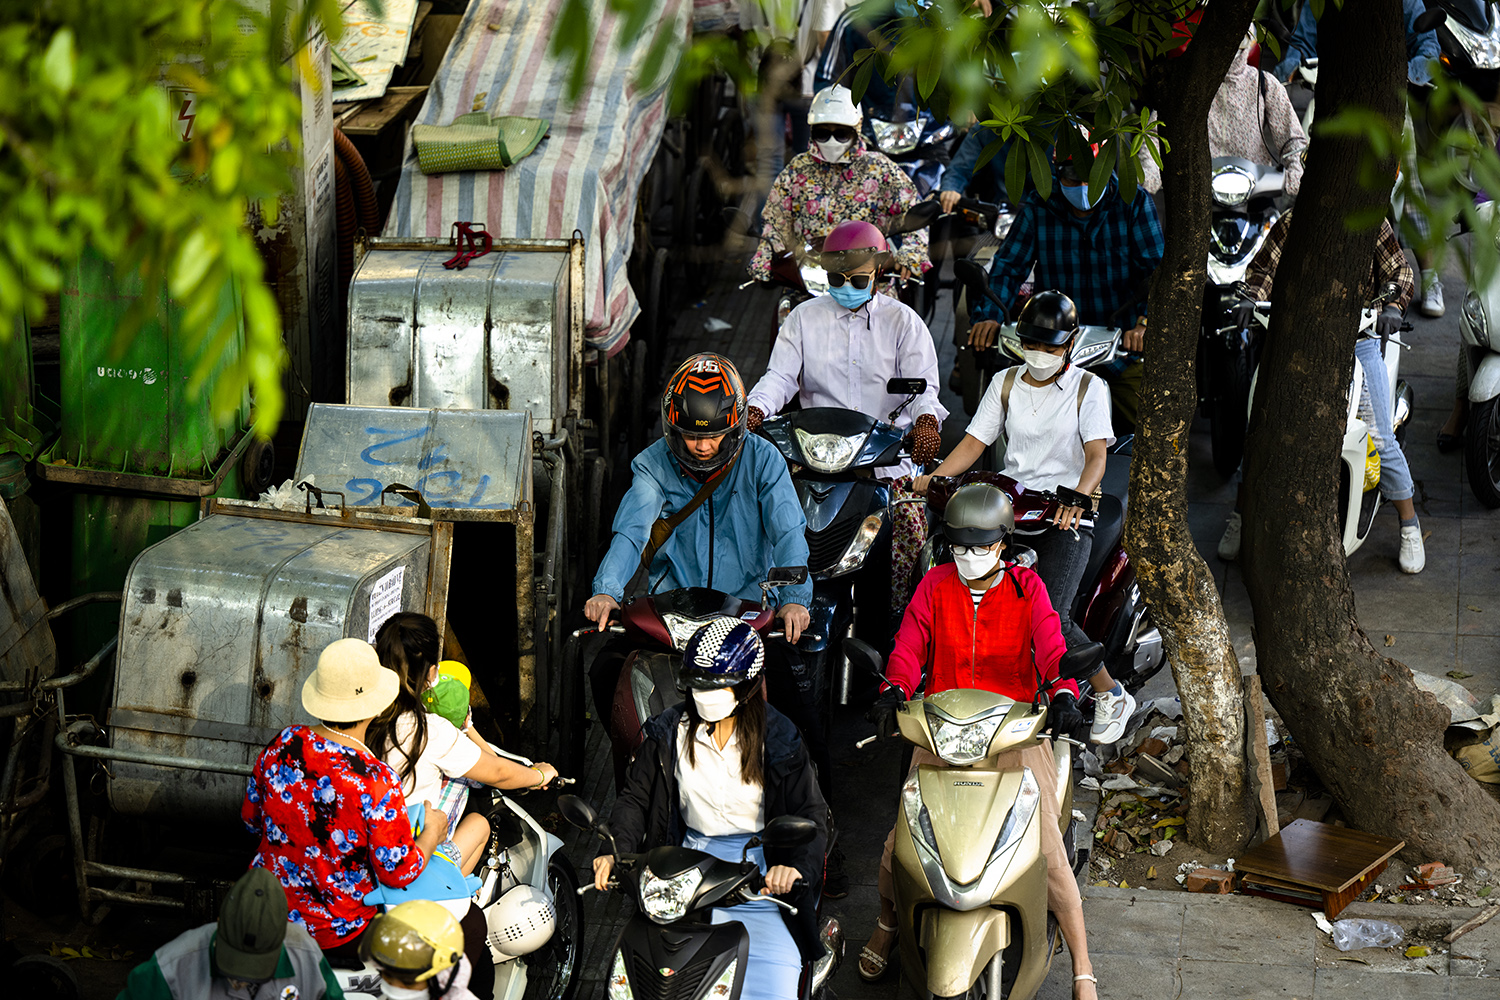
[0,315,55,583]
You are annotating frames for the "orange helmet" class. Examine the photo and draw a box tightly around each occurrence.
[661,353,748,475]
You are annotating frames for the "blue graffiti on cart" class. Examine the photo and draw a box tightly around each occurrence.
[346,426,507,509]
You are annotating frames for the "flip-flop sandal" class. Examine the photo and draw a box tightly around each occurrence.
[857,921,898,982]
[1074,972,1099,998]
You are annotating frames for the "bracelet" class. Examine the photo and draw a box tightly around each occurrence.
[531,765,547,788]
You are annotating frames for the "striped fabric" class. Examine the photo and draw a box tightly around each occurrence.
[385,0,689,355]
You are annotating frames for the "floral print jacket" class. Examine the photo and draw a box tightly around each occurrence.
[749,136,931,280]
[243,725,424,948]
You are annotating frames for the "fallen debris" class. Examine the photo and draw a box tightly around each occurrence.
[1443,903,1500,944]
[1184,868,1234,894]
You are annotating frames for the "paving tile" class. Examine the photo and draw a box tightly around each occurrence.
[1179,892,1319,967]
[1179,957,1316,998]
[1376,631,1459,677]
[1075,890,1184,957]
[1449,978,1500,998]
[1313,968,1450,999]
[1455,636,1500,698]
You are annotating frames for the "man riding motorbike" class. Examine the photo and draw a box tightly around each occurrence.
[592,620,829,1000]
[968,139,1165,430]
[748,85,930,286]
[746,219,948,621]
[855,484,1099,1000]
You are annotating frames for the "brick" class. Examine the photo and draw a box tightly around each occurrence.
[1184,868,1235,894]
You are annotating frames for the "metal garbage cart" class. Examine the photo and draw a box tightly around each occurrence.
[55,493,453,918]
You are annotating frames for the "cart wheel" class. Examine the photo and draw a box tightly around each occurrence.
[522,855,585,1000]
[240,437,276,497]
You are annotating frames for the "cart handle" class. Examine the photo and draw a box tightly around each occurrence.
[381,483,434,520]
[299,481,347,516]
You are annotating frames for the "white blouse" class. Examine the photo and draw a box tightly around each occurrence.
[674,718,766,836]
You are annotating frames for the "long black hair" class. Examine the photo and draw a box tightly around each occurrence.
[368,612,441,789]
[681,678,766,788]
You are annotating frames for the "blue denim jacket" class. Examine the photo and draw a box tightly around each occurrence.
[1272,0,1439,85]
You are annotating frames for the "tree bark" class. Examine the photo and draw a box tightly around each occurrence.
[1128,0,1259,853]
[1241,0,1500,864]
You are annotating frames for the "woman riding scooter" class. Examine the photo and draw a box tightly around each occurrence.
[857,484,1100,1000]
[592,619,829,1000]
[916,290,1136,744]
[747,85,930,286]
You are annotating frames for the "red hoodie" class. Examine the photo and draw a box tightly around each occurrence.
[885,562,1077,703]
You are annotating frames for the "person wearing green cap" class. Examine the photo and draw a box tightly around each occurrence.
[117,867,343,999]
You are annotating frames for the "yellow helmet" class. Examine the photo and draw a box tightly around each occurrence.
[359,900,464,983]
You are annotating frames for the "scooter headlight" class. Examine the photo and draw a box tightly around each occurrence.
[828,513,886,578]
[638,866,704,923]
[659,613,709,651]
[795,430,864,473]
[871,118,922,154]
[800,264,829,295]
[988,767,1041,863]
[1210,166,1254,208]
[608,950,632,999]
[1069,339,1111,369]
[1463,289,1492,349]
[704,959,738,998]
[927,712,1004,765]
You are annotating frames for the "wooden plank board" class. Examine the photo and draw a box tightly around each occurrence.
[1244,675,1280,841]
[1235,818,1404,893]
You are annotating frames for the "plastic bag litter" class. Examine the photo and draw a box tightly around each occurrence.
[1329,918,1404,952]
[259,477,311,511]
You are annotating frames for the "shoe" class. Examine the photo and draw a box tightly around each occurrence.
[948,366,962,394]
[857,921,897,982]
[1436,431,1463,454]
[822,841,849,899]
[1217,511,1242,561]
[1420,270,1445,318]
[1090,685,1136,744]
[1399,525,1426,574]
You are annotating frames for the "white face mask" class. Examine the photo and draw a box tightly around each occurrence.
[1021,348,1065,380]
[382,982,429,1000]
[953,547,1002,582]
[816,138,853,163]
[692,688,739,723]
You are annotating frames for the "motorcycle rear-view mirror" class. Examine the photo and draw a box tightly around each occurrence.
[765,566,809,587]
[953,258,1005,311]
[890,200,940,236]
[558,794,599,832]
[843,638,885,681]
[1057,642,1106,682]
[1377,281,1403,307]
[762,815,818,848]
[1414,6,1445,32]
[886,377,928,395]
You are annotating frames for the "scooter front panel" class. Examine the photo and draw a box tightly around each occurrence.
[615,916,748,1000]
[916,766,1039,888]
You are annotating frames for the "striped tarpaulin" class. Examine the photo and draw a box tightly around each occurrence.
[385,0,689,355]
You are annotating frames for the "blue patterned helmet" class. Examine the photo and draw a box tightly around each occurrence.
[679,618,765,690]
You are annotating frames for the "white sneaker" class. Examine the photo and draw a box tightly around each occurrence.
[1217,511,1242,561]
[1420,270,1445,318]
[1090,686,1136,744]
[1399,525,1425,574]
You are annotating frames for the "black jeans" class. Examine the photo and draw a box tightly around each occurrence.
[1022,524,1094,650]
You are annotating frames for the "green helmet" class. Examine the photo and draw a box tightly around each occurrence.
[943,483,1014,547]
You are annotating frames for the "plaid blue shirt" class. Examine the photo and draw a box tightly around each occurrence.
[973,179,1165,377]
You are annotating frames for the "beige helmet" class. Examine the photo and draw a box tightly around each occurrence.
[359,900,463,983]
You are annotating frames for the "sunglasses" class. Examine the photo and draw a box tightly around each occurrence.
[827,271,875,289]
[811,126,857,144]
[950,542,1000,555]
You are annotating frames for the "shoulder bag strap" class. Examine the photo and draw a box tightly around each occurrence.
[626,449,742,594]
[999,367,1020,423]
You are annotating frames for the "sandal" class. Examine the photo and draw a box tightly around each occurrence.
[1074,972,1098,998]
[857,920,897,982]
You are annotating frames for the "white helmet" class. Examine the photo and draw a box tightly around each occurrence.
[484,885,556,962]
[808,86,861,127]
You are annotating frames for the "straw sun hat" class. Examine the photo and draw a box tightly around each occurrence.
[301,638,399,723]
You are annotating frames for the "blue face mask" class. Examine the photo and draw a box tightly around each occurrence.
[828,282,874,310]
[1060,183,1096,212]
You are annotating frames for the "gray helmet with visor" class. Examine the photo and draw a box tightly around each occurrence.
[943,483,1015,547]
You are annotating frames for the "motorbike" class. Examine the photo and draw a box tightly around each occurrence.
[917,463,1165,698]
[844,641,1102,1000]
[1245,282,1415,555]
[867,103,957,198]
[339,773,585,1000]
[756,377,929,711]
[1425,1,1500,100]
[557,796,844,1000]
[1199,156,1290,479]
[1457,201,1500,507]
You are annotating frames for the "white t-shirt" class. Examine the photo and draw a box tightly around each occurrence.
[385,710,484,818]
[797,0,851,94]
[675,718,766,836]
[968,366,1116,495]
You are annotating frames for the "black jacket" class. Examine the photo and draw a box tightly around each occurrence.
[604,704,828,960]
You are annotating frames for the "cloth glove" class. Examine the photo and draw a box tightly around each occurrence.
[865,687,905,739]
[747,405,766,433]
[1047,691,1084,741]
[1375,305,1403,339]
[908,413,942,466]
[1231,299,1257,330]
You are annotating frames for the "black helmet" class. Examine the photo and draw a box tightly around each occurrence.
[943,483,1015,547]
[680,617,765,689]
[661,353,748,475]
[1015,290,1079,347]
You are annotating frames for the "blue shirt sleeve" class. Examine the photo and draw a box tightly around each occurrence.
[753,445,813,607]
[1405,0,1440,84]
[972,201,1038,323]
[591,446,670,600]
[941,128,999,194]
[1273,3,1319,79]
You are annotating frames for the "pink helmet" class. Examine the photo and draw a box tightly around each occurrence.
[819,219,889,272]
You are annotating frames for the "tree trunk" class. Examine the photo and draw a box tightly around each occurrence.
[1128,0,1259,853]
[1241,0,1500,864]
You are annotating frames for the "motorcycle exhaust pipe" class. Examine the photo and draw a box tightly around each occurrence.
[811,917,845,993]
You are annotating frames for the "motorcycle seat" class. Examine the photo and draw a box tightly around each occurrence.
[1071,494,1124,622]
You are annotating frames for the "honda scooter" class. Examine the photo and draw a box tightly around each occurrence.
[845,642,1101,1000]
[557,797,844,1000]
[1457,201,1500,507]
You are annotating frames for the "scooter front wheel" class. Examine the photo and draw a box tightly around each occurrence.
[521,855,585,1000]
[1465,396,1500,509]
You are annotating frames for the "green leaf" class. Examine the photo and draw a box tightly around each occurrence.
[1087,137,1113,205]
[974,137,1006,174]
[41,28,76,94]
[169,229,212,298]
[1027,140,1052,202]
[1004,141,1027,205]
[1480,886,1492,897]
[1117,139,1138,203]
[852,54,875,104]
